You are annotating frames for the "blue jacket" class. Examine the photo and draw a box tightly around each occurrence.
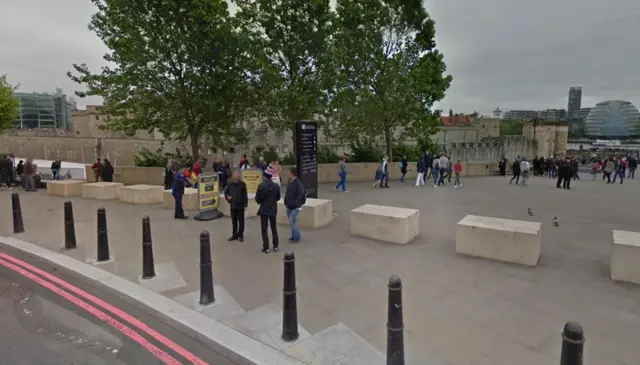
[417,159,425,173]
[172,172,185,196]
[423,153,432,169]
[375,169,383,180]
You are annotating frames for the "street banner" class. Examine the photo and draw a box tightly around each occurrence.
[241,168,262,195]
[197,174,219,211]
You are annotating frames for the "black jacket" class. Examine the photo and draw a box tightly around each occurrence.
[512,161,521,174]
[101,164,114,182]
[284,177,305,210]
[255,179,281,216]
[224,180,248,210]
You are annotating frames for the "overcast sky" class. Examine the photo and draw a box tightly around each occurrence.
[1,0,639,116]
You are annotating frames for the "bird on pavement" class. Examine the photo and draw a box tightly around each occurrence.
[553,217,559,227]
[528,208,533,216]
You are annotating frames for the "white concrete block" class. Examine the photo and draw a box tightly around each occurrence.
[218,193,258,218]
[350,204,419,244]
[456,215,541,266]
[47,180,85,197]
[119,184,164,204]
[611,230,640,285]
[277,198,333,229]
[162,188,199,210]
[81,182,123,200]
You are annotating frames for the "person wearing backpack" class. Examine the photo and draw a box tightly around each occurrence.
[284,167,306,243]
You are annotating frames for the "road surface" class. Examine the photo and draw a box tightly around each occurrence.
[0,246,234,365]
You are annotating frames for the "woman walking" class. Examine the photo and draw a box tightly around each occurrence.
[335,156,348,192]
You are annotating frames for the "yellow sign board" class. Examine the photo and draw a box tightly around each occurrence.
[241,169,262,195]
[198,174,219,211]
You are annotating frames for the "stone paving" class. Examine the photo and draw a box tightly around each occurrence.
[1,174,640,364]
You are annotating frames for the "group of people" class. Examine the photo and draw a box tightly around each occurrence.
[90,158,115,182]
[169,155,304,254]
[0,155,39,192]
[593,154,637,184]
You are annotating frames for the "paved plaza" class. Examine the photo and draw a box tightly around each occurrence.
[1,175,640,364]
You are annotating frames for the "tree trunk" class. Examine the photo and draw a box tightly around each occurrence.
[384,129,393,162]
[189,132,200,160]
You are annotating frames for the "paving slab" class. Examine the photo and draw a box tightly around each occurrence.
[137,262,187,293]
[172,286,245,321]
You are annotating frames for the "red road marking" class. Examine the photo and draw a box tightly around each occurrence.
[0,252,209,365]
[0,257,182,365]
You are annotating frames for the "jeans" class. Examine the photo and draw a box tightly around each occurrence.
[173,194,184,218]
[432,170,439,185]
[24,175,35,191]
[613,171,624,184]
[286,208,301,240]
[454,172,461,186]
[336,173,347,191]
[400,172,406,183]
[629,168,636,179]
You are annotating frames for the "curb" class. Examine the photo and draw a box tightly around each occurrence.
[0,235,305,365]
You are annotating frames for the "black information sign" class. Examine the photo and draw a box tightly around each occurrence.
[295,120,318,199]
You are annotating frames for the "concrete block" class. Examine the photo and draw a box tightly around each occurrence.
[81,182,124,200]
[118,184,164,204]
[162,188,199,211]
[46,180,85,197]
[350,204,419,244]
[218,193,258,219]
[277,198,333,229]
[611,230,640,285]
[456,215,541,266]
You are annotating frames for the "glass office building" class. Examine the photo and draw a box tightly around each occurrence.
[584,100,640,138]
[14,88,75,129]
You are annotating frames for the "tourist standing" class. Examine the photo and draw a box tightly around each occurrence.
[628,155,637,179]
[284,167,305,243]
[415,158,425,187]
[101,159,114,182]
[224,169,248,242]
[453,159,463,187]
[272,159,281,187]
[256,166,281,253]
[335,156,348,192]
[16,160,24,182]
[510,158,521,184]
[91,159,102,182]
[0,155,13,189]
[171,165,188,219]
[400,155,408,183]
[23,159,37,192]
[239,154,249,170]
[163,160,175,190]
[498,157,506,176]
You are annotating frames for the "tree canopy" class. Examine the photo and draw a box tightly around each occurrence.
[0,75,19,132]
[327,0,452,160]
[68,0,254,158]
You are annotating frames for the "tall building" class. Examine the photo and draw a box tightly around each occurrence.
[584,100,640,138]
[13,88,75,130]
[567,86,582,117]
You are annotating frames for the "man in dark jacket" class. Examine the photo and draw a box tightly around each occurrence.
[509,158,521,184]
[224,170,249,242]
[283,167,305,243]
[255,166,281,253]
[629,155,638,179]
[172,166,188,219]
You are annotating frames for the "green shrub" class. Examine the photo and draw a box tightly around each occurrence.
[392,144,422,162]
[348,139,382,162]
[251,146,279,166]
[318,146,341,164]
[134,147,168,167]
[280,152,296,165]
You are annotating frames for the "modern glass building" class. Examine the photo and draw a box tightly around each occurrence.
[13,88,75,129]
[584,100,640,138]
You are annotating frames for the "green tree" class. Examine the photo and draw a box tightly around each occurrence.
[0,75,19,132]
[68,0,254,159]
[234,0,334,148]
[329,0,452,161]
[500,120,524,135]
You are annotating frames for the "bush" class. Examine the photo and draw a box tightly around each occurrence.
[348,140,382,162]
[318,146,341,164]
[134,147,168,167]
[280,152,296,165]
[392,144,422,162]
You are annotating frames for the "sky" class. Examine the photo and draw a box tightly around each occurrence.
[1,0,639,116]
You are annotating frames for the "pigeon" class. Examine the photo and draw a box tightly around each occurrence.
[553,217,559,227]
[528,208,533,216]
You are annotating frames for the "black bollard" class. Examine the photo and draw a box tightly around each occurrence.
[199,231,215,305]
[141,216,155,279]
[96,208,110,262]
[560,321,585,365]
[12,193,24,234]
[64,201,76,249]
[386,275,404,365]
[281,251,299,342]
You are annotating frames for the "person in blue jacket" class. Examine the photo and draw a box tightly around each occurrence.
[171,165,189,219]
[415,158,425,186]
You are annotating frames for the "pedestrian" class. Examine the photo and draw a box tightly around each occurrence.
[415,158,425,186]
[437,152,450,186]
[256,156,266,175]
[400,155,408,183]
[520,157,530,186]
[556,159,566,188]
[163,160,175,190]
[23,158,37,192]
[571,159,580,180]
[381,156,390,188]
[423,152,432,183]
[0,155,13,190]
[16,160,24,182]
[192,159,202,177]
[612,157,625,184]
[498,157,506,176]
[91,158,102,182]
[604,159,614,183]
[628,155,637,179]
[591,161,600,181]
[239,154,249,170]
[432,158,440,187]
[224,169,248,242]
[271,159,281,188]
[256,165,281,253]
[219,159,230,190]
[373,163,383,188]
[509,158,521,184]
[335,156,348,192]
[453,159,463,187]
[101,159,114,182]
[171,165,189,219]
[284,167,305,243]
